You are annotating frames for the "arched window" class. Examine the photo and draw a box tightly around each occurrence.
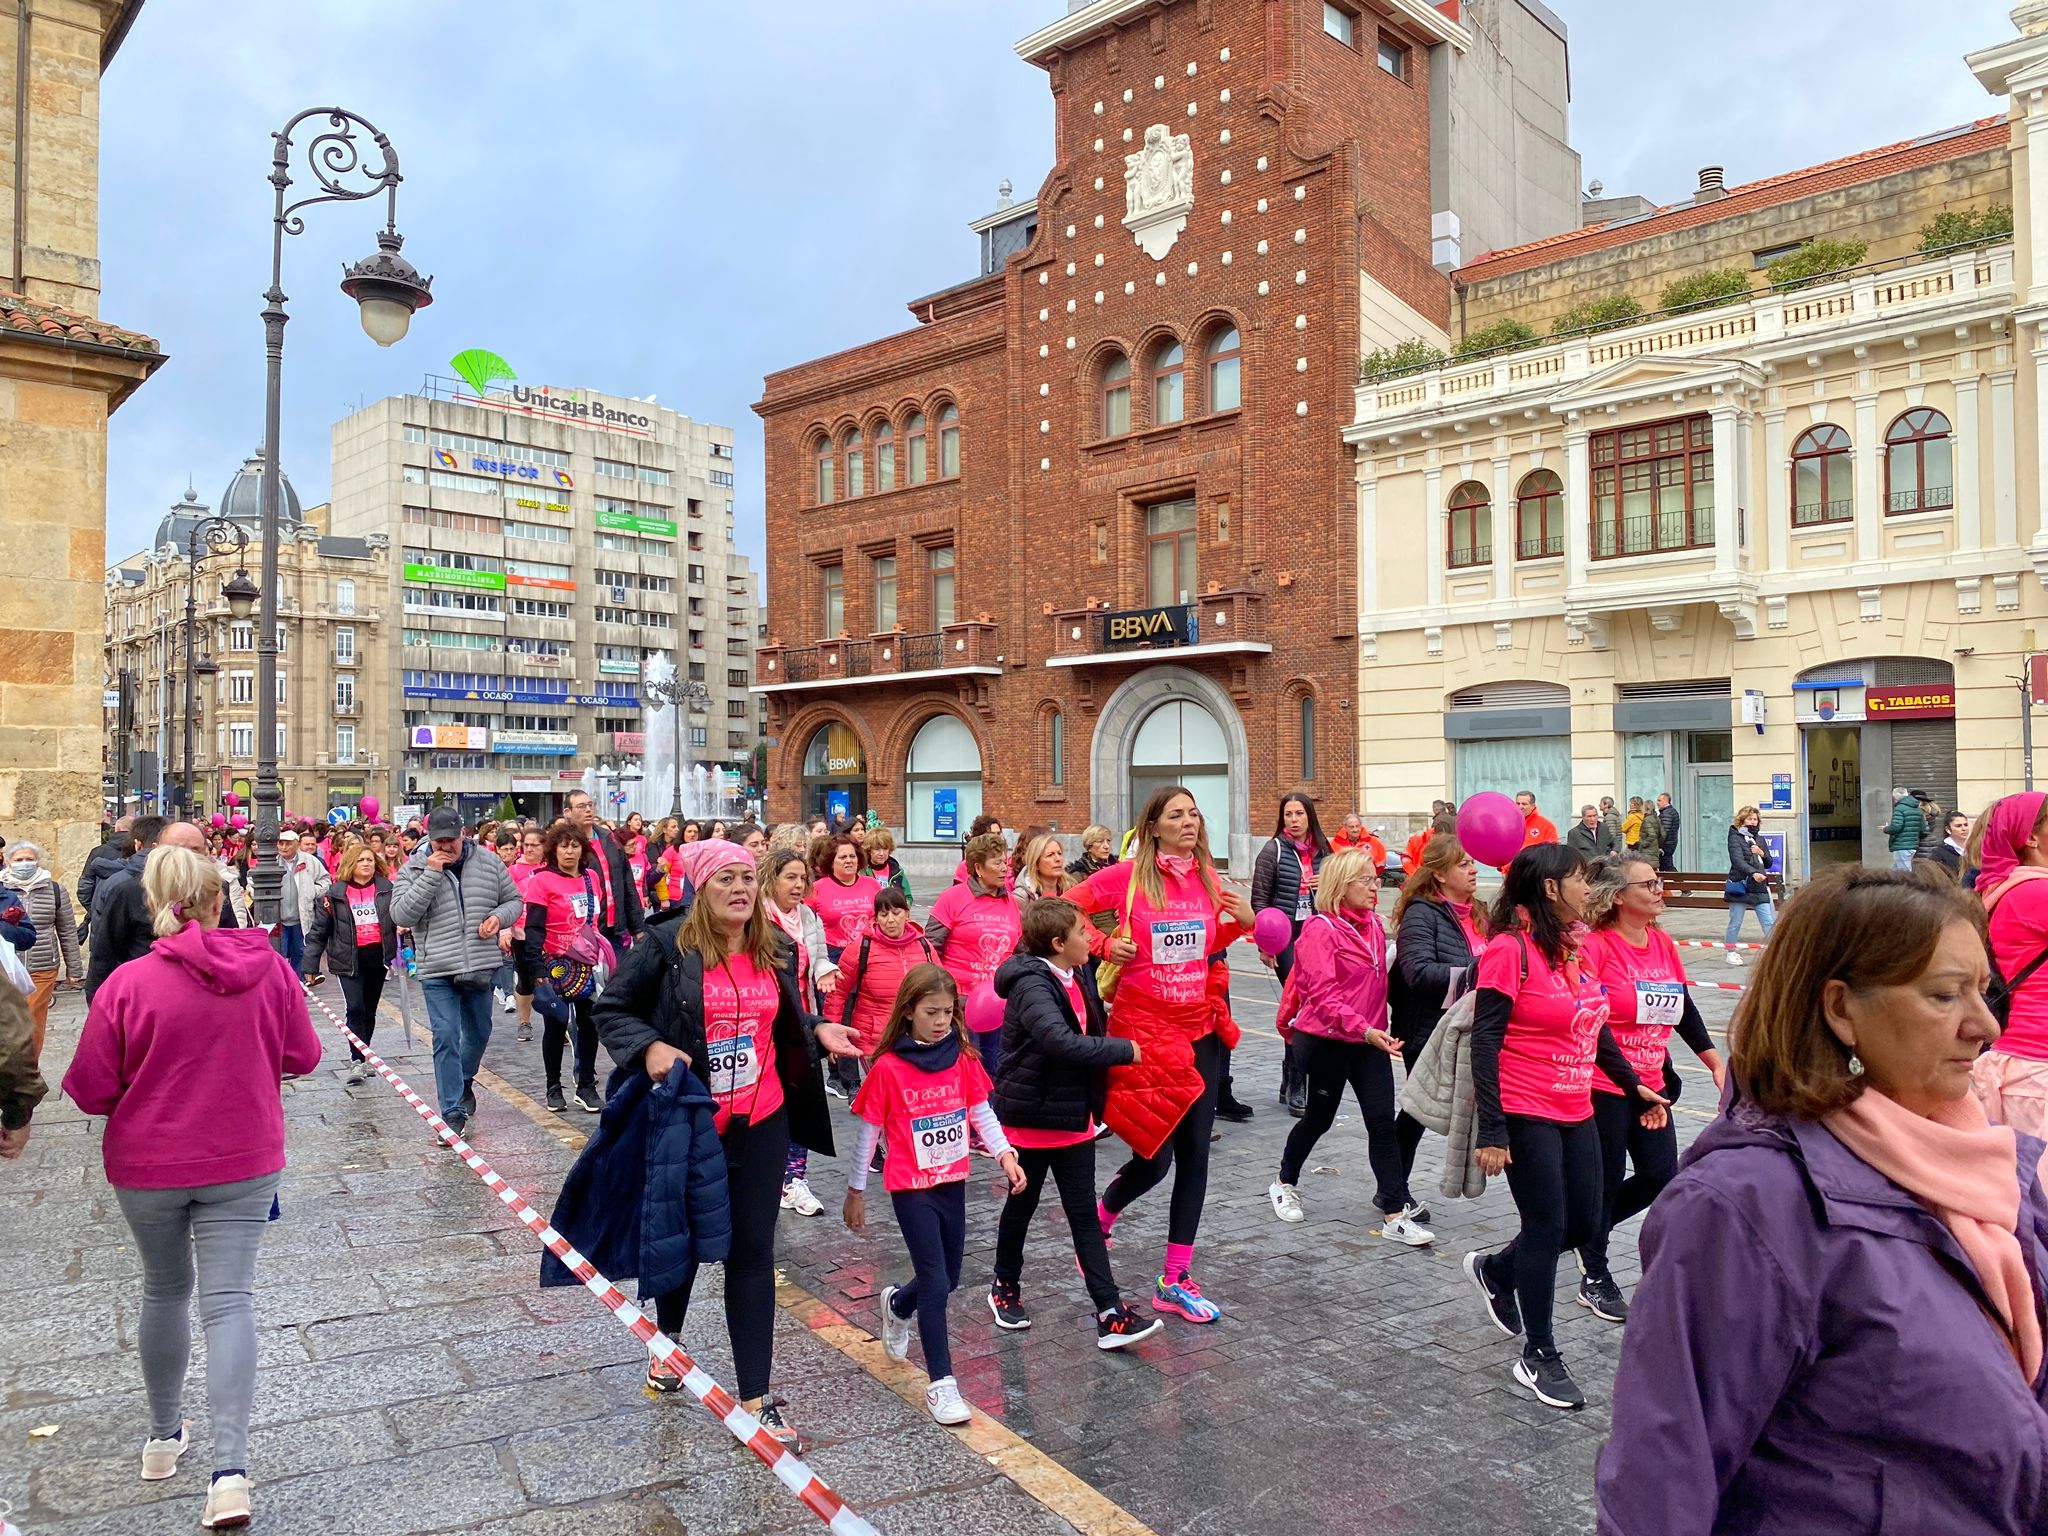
[906,412,928,485]
[1205,326,1241,412]
[1299,690,1316,781]
[1101,353,1132,437]
[1791,424,1852,525]
[905,714,982,843]
[1447,480,1491,569]
[1516,470,1563,559]
[1039,703,1066,788]
[845,427,865,498]
[1885,409,1953,514]
[938,403,961,478]
[875,420,895,492]
[1153,341,1185,425]
[813,436,835,504]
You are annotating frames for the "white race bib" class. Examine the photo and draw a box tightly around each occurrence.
[1150,917,1205,969]
[912,1107,967,1170]
[569,892,591,922]
[349,896,378,927]
[707,1029,761,1097]
[1636,981,1686,1030]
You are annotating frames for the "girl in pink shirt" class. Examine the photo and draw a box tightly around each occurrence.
[844,964,1024,1426]
[1976,791,2048,1136]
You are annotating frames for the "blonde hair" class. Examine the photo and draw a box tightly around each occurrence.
[1080,824,1114,854]
[144,844,224,938]
[1313,848,1378,916]
[865,826,896,857]
[1015,834,1070,898]
[1584,853,1658,929]
[674,863,782,974]
[334,837,378,883]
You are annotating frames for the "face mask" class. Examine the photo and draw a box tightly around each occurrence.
[8,860,35,878]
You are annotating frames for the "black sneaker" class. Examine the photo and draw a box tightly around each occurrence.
[545,1084,567,1113]
[755,1398,809,1454]
[1577,1274,1629,1323]
[987,1277,1031,1331]
[572,1085,602,1114]
[1215,1095,1253,1124]
[1463,1250,1521,1337]
[436,1113,466,1147]
[459,1084,477,1121]
[1408,1202,1431,1224]
[1096,1303,1164,1350]
[1513,1349,1586,1410]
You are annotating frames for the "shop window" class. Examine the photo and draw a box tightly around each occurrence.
[1145,500,1198,605]
[1152,341,1185,425]
[1590,414,1713,558]
[1102,352,1133,437]
[1205,326,1241,412]
[1516,470,1564,558]
[1791,424,1853,526]
[1884,409,1953,514]
[1447,481,1491,569]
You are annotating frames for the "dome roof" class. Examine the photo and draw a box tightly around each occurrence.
[217,446,303,530]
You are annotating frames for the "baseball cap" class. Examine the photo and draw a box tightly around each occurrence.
[426,806,464,839]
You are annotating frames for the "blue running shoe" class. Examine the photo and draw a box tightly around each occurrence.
[1153,1273,1221,1324]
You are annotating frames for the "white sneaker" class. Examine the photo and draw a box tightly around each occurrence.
[345,1061,367,1086]
[878,1284,912,1361]
[200,1473,252,1528]
[494,988,513,1012]
[1268,1180,1305,1223]
[925,1375,971,1426]
[1726,950,1744,967]
[139,1422,188,1481]
[1380,1209,1435,1247]
[782,1177,823,1217]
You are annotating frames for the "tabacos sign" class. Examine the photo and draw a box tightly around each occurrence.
[1864,685,1956,720]
[1099,602,1195,650]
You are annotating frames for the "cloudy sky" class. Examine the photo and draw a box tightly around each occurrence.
[100,0,2016,570]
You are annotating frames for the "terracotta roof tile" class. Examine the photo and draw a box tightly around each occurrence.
[0,289,160,354]
[1457,116,2010,280]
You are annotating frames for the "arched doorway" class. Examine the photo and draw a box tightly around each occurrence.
[1091,666,1250,868]
[801,721,868,825]
[904,714,982,845]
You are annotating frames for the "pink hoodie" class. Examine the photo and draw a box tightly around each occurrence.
[1289,909,1390,1044]
[63,923,323,1189]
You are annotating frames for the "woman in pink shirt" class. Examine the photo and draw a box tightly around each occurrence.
[927,831,1024,1077]
[62,845,322,1530]
[1462,843,1664,1414]
[1975,791,2048,1136]
[506,825,546,1043]
[520,822,606,1115]
[805,834,881,961]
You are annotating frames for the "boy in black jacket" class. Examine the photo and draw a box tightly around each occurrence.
[985,898,1162,1350]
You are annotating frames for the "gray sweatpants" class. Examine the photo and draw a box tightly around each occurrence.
[112,1171,280,1473]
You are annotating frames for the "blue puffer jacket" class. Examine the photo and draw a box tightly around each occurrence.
[541,1061,731,1298]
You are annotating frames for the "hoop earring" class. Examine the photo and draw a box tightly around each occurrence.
[1847,1053,1865,1077]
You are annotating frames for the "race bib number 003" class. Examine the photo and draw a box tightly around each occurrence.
[912,1107,967,1171]
[1151,917,1205,968]
[707,1029,761,1098]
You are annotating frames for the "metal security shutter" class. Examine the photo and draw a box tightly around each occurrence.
[1890,720,1957,813]
[1448,682,1569,709]
[1616,679,1731,701]
[1873,658,1954,687]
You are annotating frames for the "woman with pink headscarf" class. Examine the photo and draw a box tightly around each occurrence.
[1975,791,2048,1136]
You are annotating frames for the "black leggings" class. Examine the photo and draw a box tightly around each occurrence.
[337,947,387,1063]
[1102,1031,1222,1246]
[1481,1114,1602,1356]
[655,1108,788,1401]
[1278,1033,1411,1213]
[994,1138,1119,1313]
[1578,1090,1679,1281]
[542,994,598,1092]
[887,1181,966,1380]
[1394,1026,1432,1183]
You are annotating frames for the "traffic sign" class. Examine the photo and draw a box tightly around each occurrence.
[328,806,350,825]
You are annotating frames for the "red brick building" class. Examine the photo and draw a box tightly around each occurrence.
[755,0,1566,868]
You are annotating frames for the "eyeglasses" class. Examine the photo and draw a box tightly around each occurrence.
[1625,878,1666,893]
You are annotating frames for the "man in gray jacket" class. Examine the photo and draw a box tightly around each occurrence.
[390,806,522,1142]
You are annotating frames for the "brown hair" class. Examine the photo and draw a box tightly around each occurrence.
[1732,867,1982,1120]
[1584,853,1659,929]
[1022,895,1084,956]
[865,826,896,857]
[963,832,1008,881]
[540,818,593,874]
[869,962,972,1063]
[1129,785,1223,911]
[813,832,860,881]
[1392,832,1488,934]
[673,858,782,973]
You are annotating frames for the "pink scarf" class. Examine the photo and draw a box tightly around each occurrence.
[1826,1087,2045,1385]
[1979,792,2048,901]
[1157,852,1198,880]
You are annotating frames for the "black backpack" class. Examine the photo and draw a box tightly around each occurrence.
[1986,938,2048,1028]
[841,931,937,1027]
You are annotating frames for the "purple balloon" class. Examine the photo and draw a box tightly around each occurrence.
[965,980,1002,1036]
[1457,792,1524,868]
[1253,906,1294,957]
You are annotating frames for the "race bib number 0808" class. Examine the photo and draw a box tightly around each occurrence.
[912,1107,967,1170]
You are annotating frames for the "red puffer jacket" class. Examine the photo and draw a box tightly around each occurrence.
[837,923,939,1056]
[1101,933,1245,1158]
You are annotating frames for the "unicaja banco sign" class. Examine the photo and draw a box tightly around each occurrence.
[449,348,653,431]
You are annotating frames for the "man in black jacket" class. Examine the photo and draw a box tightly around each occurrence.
[84,819,237,1001]
[1655,793,1681,872]
[75,817,134,946]
[565,790,643,947]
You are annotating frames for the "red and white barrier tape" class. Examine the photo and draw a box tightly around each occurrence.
[1671,939,1766,951]
[302,987,881,1536]
[1698,979,1749,992]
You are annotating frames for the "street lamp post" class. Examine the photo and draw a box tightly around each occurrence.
[252,108,433,927]
[642,673,709,817]
[177,518,258,819]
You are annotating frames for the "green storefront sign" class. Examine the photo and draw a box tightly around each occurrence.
[404,561,506,592]
[595,509,677,540]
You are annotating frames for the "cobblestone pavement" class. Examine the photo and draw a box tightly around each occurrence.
[6,906,1748,1536]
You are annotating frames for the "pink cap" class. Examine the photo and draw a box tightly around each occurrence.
[673,837,754,890]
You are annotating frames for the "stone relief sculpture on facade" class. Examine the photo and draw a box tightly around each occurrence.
[1124,124,1195,259]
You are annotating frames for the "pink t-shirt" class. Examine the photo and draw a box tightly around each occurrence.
[1476,932,1610,1124]
[807,873,882,952]
[1068,861,1222,1010]
[1008,969,1097,1149]
[341,881,381,948]
[508,857,544,936]
[928,881,1023,996]
[1990,875,2048,1061]
[853,1049,994,1192]
[700,952,782,1132]
[526,867,596,956]
[1581,926,1688,1095]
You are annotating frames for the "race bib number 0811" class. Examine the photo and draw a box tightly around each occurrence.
[1151,918,1205,968]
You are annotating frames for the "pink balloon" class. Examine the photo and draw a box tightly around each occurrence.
[359,795,381,821]
[209,813,227,829]
[222,791,240,807]
[230,814,248,830]
[1456,792,1525,868]
[965,980,1003,1036]
[1253,906,1294,957]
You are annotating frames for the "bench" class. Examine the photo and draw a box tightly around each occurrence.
[1662,870,1783,910]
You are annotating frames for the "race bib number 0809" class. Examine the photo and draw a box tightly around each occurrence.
[707,1030,761,1098]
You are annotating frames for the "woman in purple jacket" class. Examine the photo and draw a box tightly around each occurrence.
[1599,867,2048,1535]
